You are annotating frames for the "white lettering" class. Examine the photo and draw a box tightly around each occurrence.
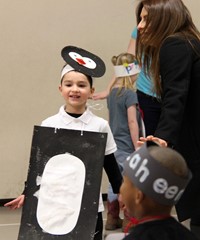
[153,178,168,194]
[174,189,184,202]
[135,159,150,182]
[129,153,141,169]
[153,179,184,202]
[165,186,179,199]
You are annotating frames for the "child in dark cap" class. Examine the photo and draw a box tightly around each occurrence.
[119,141,198,240]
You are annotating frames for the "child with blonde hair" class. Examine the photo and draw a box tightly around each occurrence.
[105,53,143,231]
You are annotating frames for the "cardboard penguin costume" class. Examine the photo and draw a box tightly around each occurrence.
[18,46,107,240]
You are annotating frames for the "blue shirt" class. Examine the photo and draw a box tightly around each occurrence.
[132,27,157,97]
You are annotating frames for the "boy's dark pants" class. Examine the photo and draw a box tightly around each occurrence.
[94,212,103,240]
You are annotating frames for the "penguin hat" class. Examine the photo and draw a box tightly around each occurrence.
[61,45,106,80]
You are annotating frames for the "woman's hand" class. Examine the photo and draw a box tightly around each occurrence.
[137,135,168,147]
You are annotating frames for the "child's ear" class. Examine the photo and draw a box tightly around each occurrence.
[59,85,62,92]
[135,189,144,205]
[88,87,95,99]
[90,87,95,95]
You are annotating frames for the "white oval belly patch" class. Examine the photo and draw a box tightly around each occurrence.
[36,153,86,235]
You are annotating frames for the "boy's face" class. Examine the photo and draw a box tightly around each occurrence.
[120,175,142,218]
[59,71,94,113]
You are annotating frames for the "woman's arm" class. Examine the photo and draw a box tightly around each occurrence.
[154,37,192,146]
[127,37,136,55]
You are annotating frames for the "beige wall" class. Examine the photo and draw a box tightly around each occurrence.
[0,0,200,198]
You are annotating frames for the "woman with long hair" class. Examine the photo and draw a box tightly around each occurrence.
[136,0,200,238]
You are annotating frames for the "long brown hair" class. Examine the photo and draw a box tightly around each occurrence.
[136,0,200,97]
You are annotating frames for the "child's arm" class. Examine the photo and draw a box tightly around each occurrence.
[127,105,139,150]
[93,37,136,100]
[4,181,27,210]
[103,153,122,193]
[92,75,115,100]
[4,195,25,210]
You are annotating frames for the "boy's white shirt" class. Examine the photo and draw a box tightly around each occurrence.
[41,105,117,212]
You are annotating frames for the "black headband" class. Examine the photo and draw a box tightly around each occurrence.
[124,142,192,206]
